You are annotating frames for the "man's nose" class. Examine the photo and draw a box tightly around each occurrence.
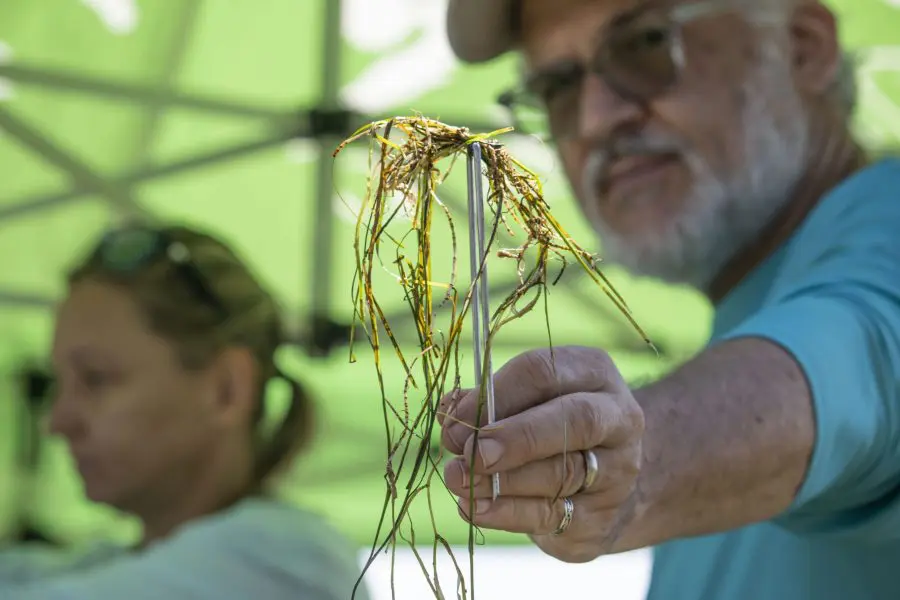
[576,74,646,143]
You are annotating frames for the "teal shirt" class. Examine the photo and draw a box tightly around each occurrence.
[0,498,370,600]
[647,158,900,599]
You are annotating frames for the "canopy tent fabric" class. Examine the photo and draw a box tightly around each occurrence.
[0,0,897,550]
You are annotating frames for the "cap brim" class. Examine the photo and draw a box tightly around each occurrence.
[446,0,516,63]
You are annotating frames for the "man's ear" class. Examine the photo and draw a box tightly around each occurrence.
[211,347,258,427]
[787,2,841,97]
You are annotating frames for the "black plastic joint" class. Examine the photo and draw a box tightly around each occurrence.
[308,107,356,138]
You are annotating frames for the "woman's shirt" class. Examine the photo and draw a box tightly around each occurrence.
[0,497,370,599]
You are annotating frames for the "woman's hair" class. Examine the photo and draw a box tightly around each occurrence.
[68,224,314,489]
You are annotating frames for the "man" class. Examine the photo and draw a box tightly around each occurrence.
[438,0,900,598]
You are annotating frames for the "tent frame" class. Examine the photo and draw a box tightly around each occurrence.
[0,0,353,354]
[0,1,656,359]
[0,0,518,355]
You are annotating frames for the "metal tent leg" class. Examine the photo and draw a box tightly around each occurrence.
[0,106,149,221]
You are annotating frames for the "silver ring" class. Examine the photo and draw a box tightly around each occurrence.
[552,497,575,535]
[577,450,599,494]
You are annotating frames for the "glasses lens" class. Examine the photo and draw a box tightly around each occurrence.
[98,227,228,319]
[603,12,679,101]
[99,228,162,272]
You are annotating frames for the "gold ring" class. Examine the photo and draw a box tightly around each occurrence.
[552,497,575,535]
[577,450,599,494]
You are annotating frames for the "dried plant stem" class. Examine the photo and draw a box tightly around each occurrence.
[335,116,652,600]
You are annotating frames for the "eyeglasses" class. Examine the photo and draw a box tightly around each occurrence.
[498,0,729,142]
[92,225,228,320]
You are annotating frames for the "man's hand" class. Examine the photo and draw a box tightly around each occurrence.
[439,346,645,563]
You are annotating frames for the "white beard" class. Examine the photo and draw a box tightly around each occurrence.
[581,43,811,290]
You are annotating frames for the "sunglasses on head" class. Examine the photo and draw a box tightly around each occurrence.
[92,225,228,320]
[498,0,731,141]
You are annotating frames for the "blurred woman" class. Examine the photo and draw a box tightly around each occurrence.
[0,224,369,600]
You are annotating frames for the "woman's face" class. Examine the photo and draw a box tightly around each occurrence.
[49,279,225,512]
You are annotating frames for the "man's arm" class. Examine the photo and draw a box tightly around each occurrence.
[441,161,900,561]
[440,286,900,561]
[615,280,900,551]
[615,336,815,552]
[612,164,900,551]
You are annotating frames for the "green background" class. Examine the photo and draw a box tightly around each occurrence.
[0,0,897,549]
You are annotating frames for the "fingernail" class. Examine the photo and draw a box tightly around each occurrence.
[457,496,492,515]
[462,468,483,489]
[453,459,483,488]
[447,423,469,449]
[475,499,492,514]
[477,438,503,468]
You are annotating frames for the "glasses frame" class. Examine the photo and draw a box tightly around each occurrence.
[497,0,732,140]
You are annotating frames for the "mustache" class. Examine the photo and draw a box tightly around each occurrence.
[596,133,684,163]
[582,133,685,194]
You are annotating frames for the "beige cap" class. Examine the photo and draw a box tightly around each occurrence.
[446,0,519,63]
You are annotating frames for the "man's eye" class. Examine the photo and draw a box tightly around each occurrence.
[530,64,583,106]
[615,25,672,55]
[637,26,670,47]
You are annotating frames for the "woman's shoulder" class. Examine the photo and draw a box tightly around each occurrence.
[177,496,353,554]
[159,496,368,598]
[202,496,342,533]
[6,500,370,600]
[214,497,351,542]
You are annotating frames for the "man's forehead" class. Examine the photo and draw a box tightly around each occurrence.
[519,0,672,65]
[518,0,750,69]
[520,0,676,29]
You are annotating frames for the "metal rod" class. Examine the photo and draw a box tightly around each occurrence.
[307,0,343,354]
[0,289,56,308]
[130,0,202,169]
[0,106,150,221]
[0,64,294,123]
[0,129,299,223]
[466,142,500,500]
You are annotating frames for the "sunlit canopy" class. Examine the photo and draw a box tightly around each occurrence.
[0,0,897,548]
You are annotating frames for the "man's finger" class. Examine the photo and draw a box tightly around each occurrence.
[464,391,633,473]
[444,447,632,499]
[456,494,594,537]
[436,387,464,427]
[440,346,625,453]
[444,451,583,499]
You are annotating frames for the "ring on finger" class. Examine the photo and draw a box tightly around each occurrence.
[576,449,599,494]
[552,497,575,535]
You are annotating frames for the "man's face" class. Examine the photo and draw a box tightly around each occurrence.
[519,0,811,288]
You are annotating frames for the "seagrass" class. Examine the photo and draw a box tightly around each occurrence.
[334,116,651,599]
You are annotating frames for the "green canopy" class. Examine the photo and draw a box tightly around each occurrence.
[0,0,897,549]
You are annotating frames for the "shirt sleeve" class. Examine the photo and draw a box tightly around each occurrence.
[715,177,900,542]
[0,510,369,600]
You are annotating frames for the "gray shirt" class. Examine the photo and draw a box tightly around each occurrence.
[0,498,370,599]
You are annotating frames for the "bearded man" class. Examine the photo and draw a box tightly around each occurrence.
[438,1,900,598]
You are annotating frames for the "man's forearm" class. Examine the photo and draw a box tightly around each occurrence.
[611,337,815,552]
